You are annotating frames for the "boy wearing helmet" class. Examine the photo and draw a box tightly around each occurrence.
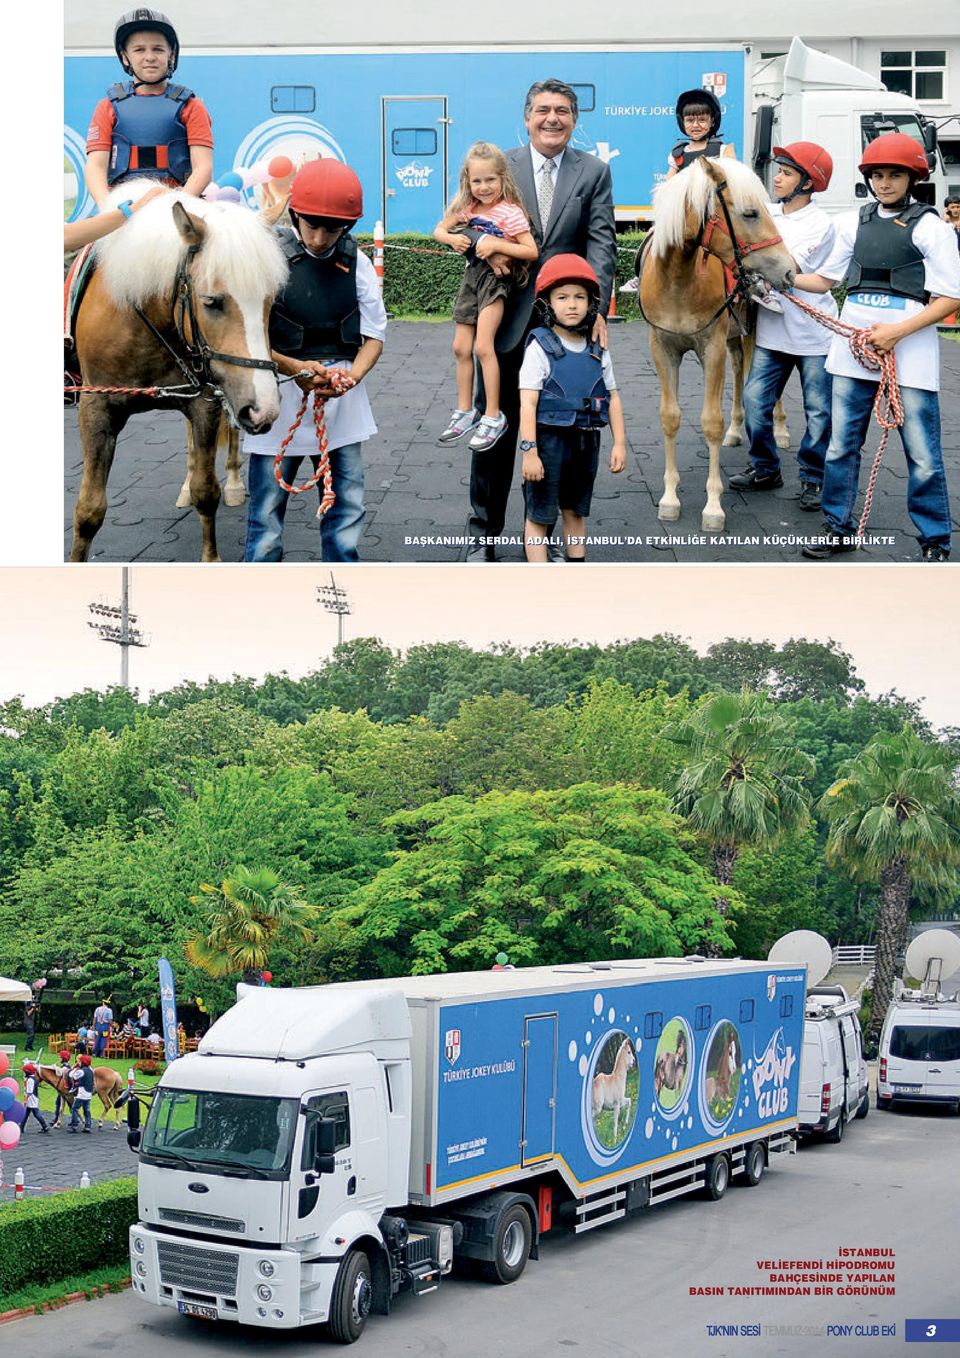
[21,1063,50,1134]
[729,143,838,510]
[795,133,960,561]
[68,1054,95,1133]
[243,158,387,562]
[666,89,736,179]
[519,254,626,561]
[84,9,213,210]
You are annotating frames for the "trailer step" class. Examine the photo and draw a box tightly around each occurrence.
[574,1187,627,1233]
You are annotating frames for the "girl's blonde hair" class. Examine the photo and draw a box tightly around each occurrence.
[447,142,525,217]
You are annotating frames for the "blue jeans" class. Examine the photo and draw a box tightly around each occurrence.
[744,347,832,484]
[821,375,951,549]
[70,1099,93,1130]
[244,445,366,562]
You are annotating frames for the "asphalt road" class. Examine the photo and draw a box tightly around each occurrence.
[63,325,960,565]
[12,1094,958,1357]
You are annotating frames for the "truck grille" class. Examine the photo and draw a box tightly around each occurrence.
[157,1240,239,1294]
[159,1208,245,1234]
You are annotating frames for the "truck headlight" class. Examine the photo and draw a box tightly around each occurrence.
[256,1284,273,1302]
[135,1262,147,1278]
[133,1238,145,1255]
[258,1260,275,1278]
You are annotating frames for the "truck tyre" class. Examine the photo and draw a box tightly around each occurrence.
[855,1092,869,1120]
[742,1142,765,1187]
[481,1204,532,1285]
[328,1250,372,1345]
[703,1152,730,1200]
[824,1111,845,1144]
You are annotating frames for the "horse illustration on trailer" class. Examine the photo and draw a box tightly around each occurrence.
[591,1034,637,1142]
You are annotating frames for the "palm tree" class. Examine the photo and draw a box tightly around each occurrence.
[819,727,960,1043]
[663,691,815,940]
[185,865,315,985]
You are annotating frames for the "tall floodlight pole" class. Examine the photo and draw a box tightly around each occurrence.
[87,567,150,689]
[317,572,352,647]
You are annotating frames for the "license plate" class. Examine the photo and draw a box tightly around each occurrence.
[178,1301,218,1320]
[893,1084,922,1093]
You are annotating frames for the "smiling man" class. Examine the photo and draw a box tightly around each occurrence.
[466,79,617,560]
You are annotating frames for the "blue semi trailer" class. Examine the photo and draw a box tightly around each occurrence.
[128,956,804,1340]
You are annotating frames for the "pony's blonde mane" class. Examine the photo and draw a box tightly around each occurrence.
[651,159,771,256]
[94,179,288,307]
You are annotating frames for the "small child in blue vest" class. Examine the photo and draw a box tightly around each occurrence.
[84,9,213,210]
[519,255,626,561]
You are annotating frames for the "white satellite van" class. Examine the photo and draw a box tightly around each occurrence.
[798,986,869,1141]
[877,930,960,1113]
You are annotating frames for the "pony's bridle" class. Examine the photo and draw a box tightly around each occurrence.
[695,179,785,327]
[132,241,279,400]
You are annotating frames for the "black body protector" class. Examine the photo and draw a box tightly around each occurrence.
[269,228,362,360]
[671,137,723,170]
[844,200,938,303]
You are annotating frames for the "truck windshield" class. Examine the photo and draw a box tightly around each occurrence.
[890,1025,960,1062]
[143,1089,299,1178]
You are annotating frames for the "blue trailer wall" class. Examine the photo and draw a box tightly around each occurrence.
[64,48,747,228]
[436,967,804,1195]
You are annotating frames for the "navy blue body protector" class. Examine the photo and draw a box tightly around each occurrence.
[527,326,610,428]
[106,80,193,185]
[270,229,362,360]
[844,199,937,303]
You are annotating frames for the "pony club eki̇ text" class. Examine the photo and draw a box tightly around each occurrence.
[794,132,960,562]
[434,143,538,453]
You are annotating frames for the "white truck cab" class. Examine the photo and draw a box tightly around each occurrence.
[798,985,869,1142]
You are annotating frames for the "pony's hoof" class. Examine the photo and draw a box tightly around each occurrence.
[701,511,726,534]
[658,501,681,523]
[175,488,192,509]
[774,432,791,451]
[223,485,246,508]
[722,431,742,447]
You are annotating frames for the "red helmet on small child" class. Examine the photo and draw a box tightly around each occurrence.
[289,159,363,221]
[78,1054,92,1066]
[22,1062,37,1075]
[859,133,930,181]
[535,254,600,298]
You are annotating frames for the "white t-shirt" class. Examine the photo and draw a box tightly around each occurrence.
[756,202,838,356]
[519,331,618,395]
[816,206,960,392]
[246,248,387,455]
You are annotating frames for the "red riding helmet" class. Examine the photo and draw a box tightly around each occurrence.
[22,1062,37,1075]
[59,1050,70,1063]
[535,253,600,298]
[114,9,180,76]
[859,133,930,181]
[289,159,363,221]
[78,1054,92,1066]
[773,142,834,194]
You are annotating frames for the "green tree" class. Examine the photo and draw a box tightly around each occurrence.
[185,865,315,985]
[818,727,960,1042]
[566,678,692,791]
[663,691,815,932]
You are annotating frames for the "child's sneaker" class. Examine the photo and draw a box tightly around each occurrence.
[468,412,508,451]
[438,409,480,444]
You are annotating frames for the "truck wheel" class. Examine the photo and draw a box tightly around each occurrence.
[824,1111,845,1144]
[741,1142,765,1187]
[328,1250,372,1345]
[703,1153,730,1200]
[855,1093,869,1120]
[481,1204,532,1285]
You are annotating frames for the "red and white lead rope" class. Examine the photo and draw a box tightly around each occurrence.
[272,369,358,512]
[782,292,904,536]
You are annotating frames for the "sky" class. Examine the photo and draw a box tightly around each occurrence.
[0,564,955,728]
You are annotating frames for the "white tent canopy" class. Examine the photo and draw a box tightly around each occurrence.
[0,976,31,1002]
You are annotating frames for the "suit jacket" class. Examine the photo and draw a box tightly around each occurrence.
[497,143,617,353]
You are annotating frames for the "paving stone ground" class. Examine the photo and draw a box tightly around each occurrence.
[64,323,960,565]
[0,1116,136,1200]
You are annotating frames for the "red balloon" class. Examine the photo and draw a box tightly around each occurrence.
[262,971,273,984]
[268,155,293,180]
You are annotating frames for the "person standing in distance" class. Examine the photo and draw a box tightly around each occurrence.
[466,79,617,560]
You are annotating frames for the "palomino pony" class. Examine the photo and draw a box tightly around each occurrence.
[38,1063,130,1129]
[638,158,796,532]
[70,181,288,561]
[591,1036,636,1141]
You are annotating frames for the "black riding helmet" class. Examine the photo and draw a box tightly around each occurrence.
[115,8,180,80]
[675,89,722,138]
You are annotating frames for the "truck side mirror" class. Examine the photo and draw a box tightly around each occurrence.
[922,122,938,155]
[314,1115,338,1174]
[127,1096,141,1131]
[128,1129,142,1151]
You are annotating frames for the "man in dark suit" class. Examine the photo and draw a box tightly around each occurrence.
[466,78,618,559]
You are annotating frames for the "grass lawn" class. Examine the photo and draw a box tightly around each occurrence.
[0,1262,131,1316]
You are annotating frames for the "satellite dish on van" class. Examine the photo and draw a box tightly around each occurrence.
[904,929,960,992]
[768,930,833,987]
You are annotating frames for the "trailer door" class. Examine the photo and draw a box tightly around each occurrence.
[381,96,448,233]
[521,1014,557,1166]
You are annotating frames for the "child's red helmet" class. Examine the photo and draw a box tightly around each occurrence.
[773,142,834,194]
[59,1050,70,1063]
[22,1061,37,1075]
[289,160,363,222]
[78,1054,92,1066]
[535,254,600,298]
[859,133,930,181]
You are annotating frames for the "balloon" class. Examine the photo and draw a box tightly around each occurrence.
[218,170,244,191]
[243,163,272,187]
[202,184,221,201]
[217,187,243,205]
[0,1121,21,1149]
[268,154,294,180]
[4,1100,25,1128]
[0,1076,18,1097]
[0,1051,8,1077]
[261,971,272,984]
[0,1087,14,1114]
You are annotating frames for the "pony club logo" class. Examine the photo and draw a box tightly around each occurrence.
[444,1029,462,1064]
[767,973,777,1002]
[702,72,727,98]
[752,1027,797,1119]
[395,161,434,189]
